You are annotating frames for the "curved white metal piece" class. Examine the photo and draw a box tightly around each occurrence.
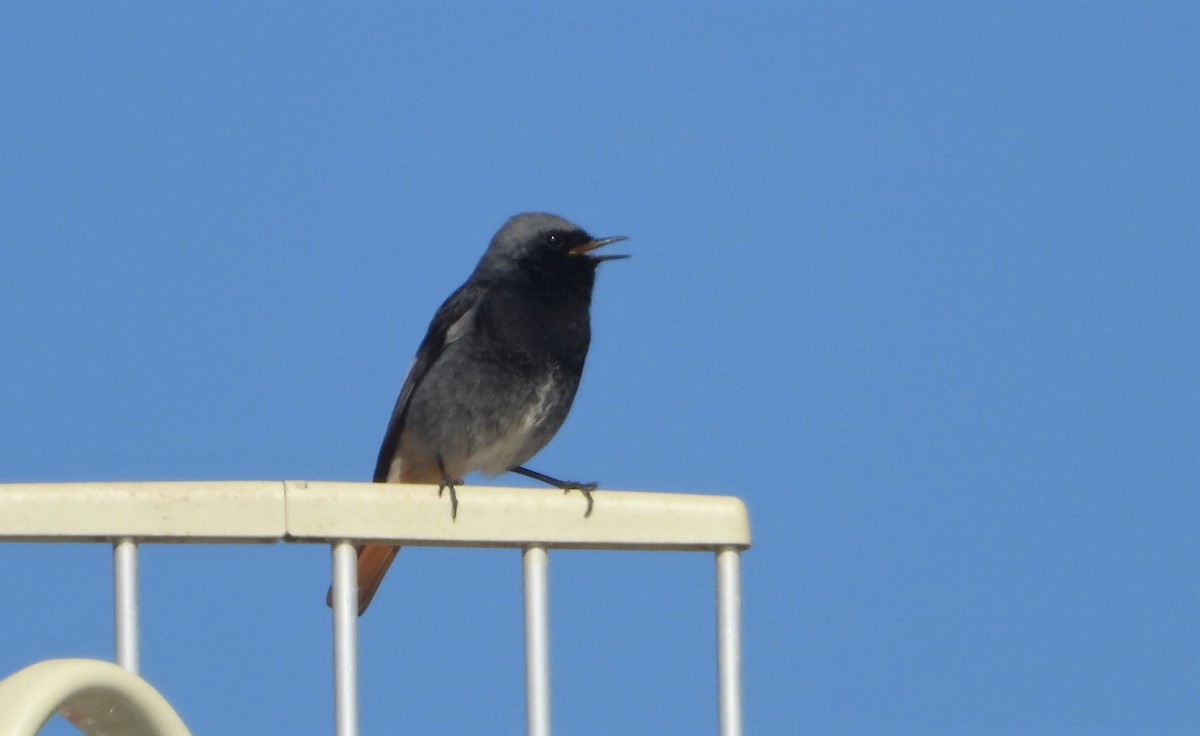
[0,658,191,736]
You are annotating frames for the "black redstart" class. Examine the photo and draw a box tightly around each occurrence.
[334,212,627,614]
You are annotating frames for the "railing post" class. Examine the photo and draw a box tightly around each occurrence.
[716,547,743,736]
[331,541,360,736]
[113,538,140,674]
[523,545,551,736]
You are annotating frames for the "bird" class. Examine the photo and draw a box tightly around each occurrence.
[331,212,628,615]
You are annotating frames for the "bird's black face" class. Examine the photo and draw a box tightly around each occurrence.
[479,213,628,282]
[499,228,625,298]
[544,229,629,265]
[541,229,586,256]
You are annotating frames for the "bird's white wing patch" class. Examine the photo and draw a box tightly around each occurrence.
[521,374,559,432]
[443,302,477,346]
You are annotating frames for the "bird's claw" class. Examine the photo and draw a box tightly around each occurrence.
[437,478,463,520]
[558,480,596,517]
[509,466,597,517]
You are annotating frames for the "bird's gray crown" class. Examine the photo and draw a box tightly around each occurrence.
[487,212,582,256]
[470,212,598,282]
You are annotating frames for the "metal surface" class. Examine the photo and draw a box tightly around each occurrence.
[0,481,748,550]
[331,542,360,736]
[0,481,285,541]
[716,547,744,736]
[288,481,749,550]
[113,539,140,674]
[523,546,552,736]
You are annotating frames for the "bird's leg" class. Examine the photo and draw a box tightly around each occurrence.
[436,455,462,520]
[510,465,597,517]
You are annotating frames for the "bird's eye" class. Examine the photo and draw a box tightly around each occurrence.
[546,234,559,247]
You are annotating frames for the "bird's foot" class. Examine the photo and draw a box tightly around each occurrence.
[510,466,597,517]
[435,454,462,519]
[437,478,463,520]
[560,482,597,518]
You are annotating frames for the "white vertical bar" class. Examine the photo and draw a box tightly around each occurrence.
[332,541,360,736]
[523,545,551,736]
[716,547,743,736]
[113,538,140,674]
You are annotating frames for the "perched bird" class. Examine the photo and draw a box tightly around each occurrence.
[333,212,627,615]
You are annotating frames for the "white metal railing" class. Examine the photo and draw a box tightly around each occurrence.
[0,481,751,736]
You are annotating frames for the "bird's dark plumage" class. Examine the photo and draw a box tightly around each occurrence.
[336,212,626,614]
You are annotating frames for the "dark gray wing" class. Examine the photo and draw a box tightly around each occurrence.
[372,279,488,482]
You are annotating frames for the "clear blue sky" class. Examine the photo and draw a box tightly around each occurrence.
[2,3,1197,734]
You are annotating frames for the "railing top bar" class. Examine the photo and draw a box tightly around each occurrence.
[0,481,285,543]
[0,481,751,550]
[290,481,750,550]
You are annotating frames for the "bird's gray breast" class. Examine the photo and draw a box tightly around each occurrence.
[466,364,579,476]
[402,288,588,478]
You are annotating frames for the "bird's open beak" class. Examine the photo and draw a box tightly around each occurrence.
[570,235,630,261]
